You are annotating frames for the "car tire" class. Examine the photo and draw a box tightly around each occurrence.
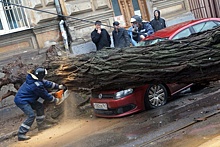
[144,84,168,109]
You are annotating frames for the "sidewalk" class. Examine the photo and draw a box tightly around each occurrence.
[0,92,89,144]
[0,105,23,142]
[199,135,220,147]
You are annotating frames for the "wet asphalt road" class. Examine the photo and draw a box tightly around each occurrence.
[3,82,220,147]
[68,82,220,147]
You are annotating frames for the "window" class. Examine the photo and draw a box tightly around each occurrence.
[192,21,219,33]
[214,21,220,25]
[132,0,140,11]
[172,28,191,40]
[0,0,30,35]
[111,0,121,16]
[0,19,3,30]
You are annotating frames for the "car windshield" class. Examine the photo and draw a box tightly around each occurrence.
[138,38,168,46]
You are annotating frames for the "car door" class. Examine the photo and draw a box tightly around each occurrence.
[167,83,190,95]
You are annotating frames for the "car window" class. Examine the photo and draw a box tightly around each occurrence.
[192,21,218,33]
[214,21,220,25]
[172,28,191,40]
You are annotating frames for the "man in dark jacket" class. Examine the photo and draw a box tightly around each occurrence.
[91,20,111,50]
[14,67,66,141]
[112,21,130,48]
[150,10,166,32]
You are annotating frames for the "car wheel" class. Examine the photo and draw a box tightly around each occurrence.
[144,84,168,109]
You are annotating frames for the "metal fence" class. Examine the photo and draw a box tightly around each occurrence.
[188,0,220,19]
[0,0,29,34]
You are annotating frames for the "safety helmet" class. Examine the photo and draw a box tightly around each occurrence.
[34,67,47,81]
[131,15,142,23]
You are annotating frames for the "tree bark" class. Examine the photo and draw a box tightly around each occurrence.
[1,27,220,94]
[48,26,220,92]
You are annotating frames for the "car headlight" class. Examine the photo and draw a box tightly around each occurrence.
[114,88,134,99]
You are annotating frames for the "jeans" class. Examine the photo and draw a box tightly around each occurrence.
[128,27,138,46]
[16,101,44,134]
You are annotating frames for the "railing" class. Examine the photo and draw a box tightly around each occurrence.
[188,0,220,19]
[0,0,30,34]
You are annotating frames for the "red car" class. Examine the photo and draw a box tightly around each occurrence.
[90,18,219,118]
[140,17,220,46]
[90,83,193,118]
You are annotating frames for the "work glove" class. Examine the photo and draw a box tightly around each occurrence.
[59,84,67,90]
[140,35,145,39]
[54,98,60,105]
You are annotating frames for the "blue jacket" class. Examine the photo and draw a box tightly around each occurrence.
[138,22,154,38]
[128,22,154,46]
[14,74,59,105]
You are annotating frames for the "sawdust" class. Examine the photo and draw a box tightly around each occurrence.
[0,91,93,147]
[60,92,92,121]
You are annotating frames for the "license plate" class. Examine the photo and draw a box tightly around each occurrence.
[93,103,108,110]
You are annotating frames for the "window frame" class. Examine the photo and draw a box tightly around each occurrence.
[191,20,220,33]
[0,0,30,35]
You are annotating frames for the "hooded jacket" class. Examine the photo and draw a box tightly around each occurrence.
[150,10,166,32]
[14,73,59,105]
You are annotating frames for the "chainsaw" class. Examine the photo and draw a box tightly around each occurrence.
[54,88,70,105]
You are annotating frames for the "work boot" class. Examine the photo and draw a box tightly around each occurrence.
[44,117,58,125]
[37,122,52,131]
[18,134,31,141]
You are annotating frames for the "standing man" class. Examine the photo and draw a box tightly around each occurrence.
[112,21,130,48]
[128,15,154,46]
[91,20,111,50]
[14,67,66,141]
[150,10,166,32]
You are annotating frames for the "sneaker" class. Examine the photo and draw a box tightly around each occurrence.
[18,134,31,141]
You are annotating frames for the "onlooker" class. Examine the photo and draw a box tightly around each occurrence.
[150,10,166,32]
[91,20,111,50]
[128,15,154,46]
[112,21,130,48]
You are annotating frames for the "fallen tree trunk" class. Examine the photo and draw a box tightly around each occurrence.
[48,26,220,92]
[1,27,220,94]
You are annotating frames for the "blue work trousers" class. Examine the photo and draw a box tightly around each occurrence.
[16,101,44,134]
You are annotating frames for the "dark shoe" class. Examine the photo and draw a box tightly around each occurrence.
[18,134,31,141]
[38,123,52,131]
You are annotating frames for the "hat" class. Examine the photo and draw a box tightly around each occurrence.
[130,18,136,23]
[95,20,101,25]
[113,21,120,26]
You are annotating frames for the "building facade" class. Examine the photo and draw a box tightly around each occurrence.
[111,0,194,27]
[188,0,220,19]
[0,0,199,58]
[0,0,114,59]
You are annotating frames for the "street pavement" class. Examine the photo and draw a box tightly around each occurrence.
[1,75,220,147]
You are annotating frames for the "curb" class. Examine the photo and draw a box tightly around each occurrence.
[0,125,39,142]
[0,131,17,142]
